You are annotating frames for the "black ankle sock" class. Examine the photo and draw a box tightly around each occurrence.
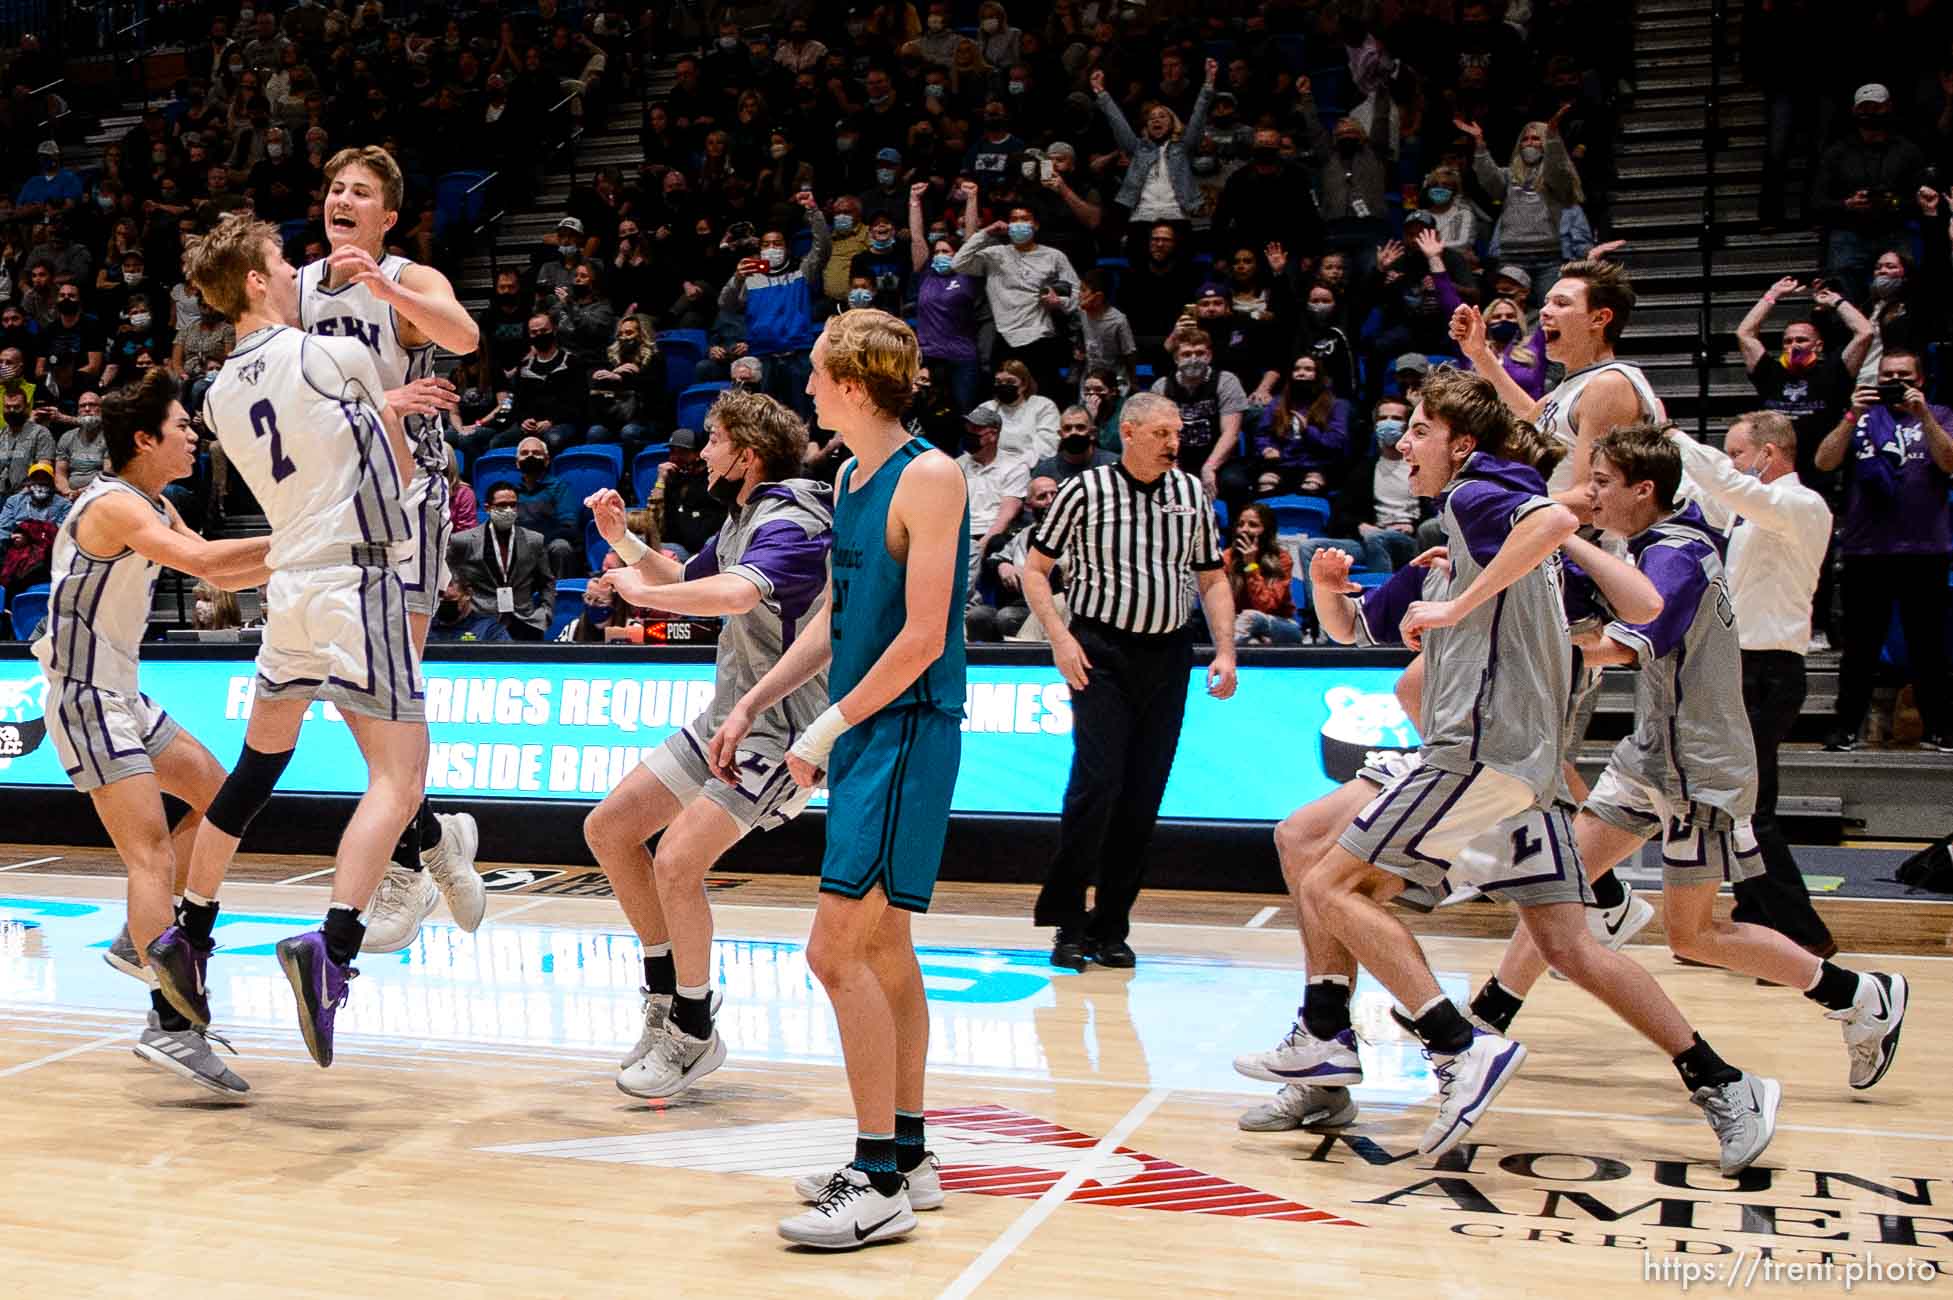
[1470,977,1524,1035]
[852,1134,903,1195]
[1805,961,1861,1012]
[416,801,442,852]
[670,989,713,1039]
[150,989,191,1032]
[1300,977,1353,1040]
[322,904,365,965]
[642,946,676,996]
[177,894,219,946]
[1672,1033,1741,1090]
[1589,870,1627,910]
[895,1110,926,1171]
[392,801,439,872]
[1412,997,1475,1055]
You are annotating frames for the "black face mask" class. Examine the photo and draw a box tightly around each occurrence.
[963,433,988,453]
[1253,145,1280,164]
[993,381,1020,403]
[1060,434,1092,455]
[706,466,745,504]
[517,456,547,475]
[1290,378,1320,399]
[530,332,555,348]
[436,598,462,621]
[1335,136,1361,158]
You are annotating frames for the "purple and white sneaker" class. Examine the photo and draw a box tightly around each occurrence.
[276,931,358,1068]
[146,924,213,1029]
[1420,1029,1528,1157]
[1233,1021,1364,1086]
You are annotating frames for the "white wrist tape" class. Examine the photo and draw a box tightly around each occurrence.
[610,529,649,564]
[789,703,853,768]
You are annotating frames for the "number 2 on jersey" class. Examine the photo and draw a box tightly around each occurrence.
[249,398,298,482]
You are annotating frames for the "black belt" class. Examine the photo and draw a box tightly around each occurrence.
[1072,615,1187,646]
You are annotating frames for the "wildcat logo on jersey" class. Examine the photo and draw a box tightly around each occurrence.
[237,358,267,386]
[312,317,382,351]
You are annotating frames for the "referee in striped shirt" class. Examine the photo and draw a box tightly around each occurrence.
[1020,392,1239,970]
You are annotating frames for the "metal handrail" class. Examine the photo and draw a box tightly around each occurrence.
[1695,0,1727,438]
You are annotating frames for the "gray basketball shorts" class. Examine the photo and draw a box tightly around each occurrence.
[398,471,453,618]
[1339,761,1582,904]
[1584,764,1764,888]
[255,564,426,723]
[45,674,184,793]
[641,723,814,838]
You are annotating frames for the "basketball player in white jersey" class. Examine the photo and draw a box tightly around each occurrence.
[152,214,436,1071]
[1451,257,1666,942]
[301,145,485,952]
[33,368,270,1094]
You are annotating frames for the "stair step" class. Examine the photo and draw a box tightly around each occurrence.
[1621,102,1764,136]
[1619,242,1819,276]
[1637,0,1715,16]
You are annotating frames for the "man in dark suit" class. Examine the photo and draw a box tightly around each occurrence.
[447,482,556,641]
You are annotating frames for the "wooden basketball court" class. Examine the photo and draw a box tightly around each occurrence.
[2,842,1947,1296]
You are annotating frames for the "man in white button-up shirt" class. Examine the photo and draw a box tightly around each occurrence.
[1670,413,1837,956]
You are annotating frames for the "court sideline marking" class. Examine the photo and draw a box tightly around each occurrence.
[0,1031,129,1079]
[1245,906,1279,929]
[935,1086,1172,1300]
[0,856,63,873]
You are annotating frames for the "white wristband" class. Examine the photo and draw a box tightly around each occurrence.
[789,703,853,768]
[610,529,649,564]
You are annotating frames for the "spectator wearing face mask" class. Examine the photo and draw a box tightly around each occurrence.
[1324,395,1421,576]
[646,428,730,558]
[447,483,556,641]
[1427,246,1552,402]
[509,436,583,578]
[968,473,1060,642]
[41,284,107,396]
[1813,85,1925,301]
[1303,79,1394,270]
[821,196,870,306]
[1212,122,1324,253]
[427,573,510,642]
[1814,350,1953,752]
[550,260,618,369]
[171,295,234,381]
[963,98,1027,195]
[502,312,586,454]
[0,461,69,595]
[0,391,56,498]
[190,580,246,631]
[977,360,1061,470]
[1849,238,1944,388]
[100,295,168,393]
[52,391,106,497]
[720,192,830,416]
[958,405,1030,588]
[903,363,962,453]
[1151,327,1247,502]
[1735,277,1876,484]
[586,314,660,470]
[18,142,83,216]
[1461,108,1582,307]
[1186,279,1281,409]
[848,208,912,315]
[1235,355,1349,506]
[952,204,1078,401]
[912,181,986,416]
[1033,406,1118,485]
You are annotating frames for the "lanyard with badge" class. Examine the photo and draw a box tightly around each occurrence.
[490,524,517,614]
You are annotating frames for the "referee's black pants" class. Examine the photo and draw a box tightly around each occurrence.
[1034,619,1193,946]
[1731,649,1835,953]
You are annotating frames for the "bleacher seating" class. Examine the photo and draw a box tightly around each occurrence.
[9,584,51,641]
[584,518,611,574]
[633,445,672,502]
[552,444,624,512]
[676,382,730,435]
[550,579,588,640]
[472,447,520,499]
[1263,495,1332,536]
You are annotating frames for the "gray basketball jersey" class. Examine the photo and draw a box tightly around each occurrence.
[1354,452,1572,802]
[203,325,412,570]
[1602,502,1757,820]
[679,479,835,755]
[1535,359,1663,494]
[32,476,168,693]
[298,253,445,477]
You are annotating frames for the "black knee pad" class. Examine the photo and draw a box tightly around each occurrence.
[205,745,296,838]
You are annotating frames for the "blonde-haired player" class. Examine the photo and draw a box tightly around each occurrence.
[152,214,439,1071]
[303,144,486,952]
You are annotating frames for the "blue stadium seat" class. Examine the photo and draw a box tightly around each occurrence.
[1290,575,1308,612]
[584,518,611,574]
[434,170,493,241]
[676,382,730,435]
[633,444,671,502]
[658,330,707,396]
[553,444,624,510]
[1263,494,1332,535]
[9,584,51,640]
[472,447,519,499]
[550,579,588,640]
